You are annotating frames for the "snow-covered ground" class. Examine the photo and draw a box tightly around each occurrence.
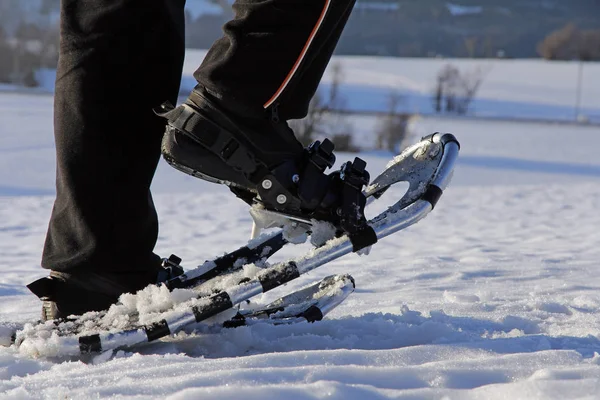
[13,50,600,124]
[182,50,600,123]
[1,88,600,398]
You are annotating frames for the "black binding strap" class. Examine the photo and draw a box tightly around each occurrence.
[422,184,443,209]
[335,157,378,252]
[222,317,247,329]
[79,334,102,353]
[259,262,301,292]
[192,292,234,322]
[300,305,324,323]
[439,133,460,149]
[155,102,267,184]
[421,132,461,150]
[145,320,171,342]
[349,227,378,252]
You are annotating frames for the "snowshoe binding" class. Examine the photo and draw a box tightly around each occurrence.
[156,88,374,241]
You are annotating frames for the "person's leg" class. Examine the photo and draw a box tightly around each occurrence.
[29,0,186,319]
[160,0,357,189]
[273,2,355,121]
[194,0,356,120]
[159,0,370,236]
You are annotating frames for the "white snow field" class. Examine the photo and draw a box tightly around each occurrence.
[1,89,600,396]
[182,50,600,123]
[18,50,600,123]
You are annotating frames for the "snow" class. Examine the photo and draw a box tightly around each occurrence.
[182,50,600,123]
[1,64,600,397]
[25,51,600,124]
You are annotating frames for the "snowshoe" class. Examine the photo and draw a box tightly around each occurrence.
[5,132,459,357]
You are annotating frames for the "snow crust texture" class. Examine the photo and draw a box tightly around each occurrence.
[1,90,600,398]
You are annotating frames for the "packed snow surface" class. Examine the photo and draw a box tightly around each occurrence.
[1,89,600,397]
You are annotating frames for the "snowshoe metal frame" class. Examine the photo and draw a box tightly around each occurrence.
[23,133,460,356]
[162,230,289,291]
[223,274,356,328]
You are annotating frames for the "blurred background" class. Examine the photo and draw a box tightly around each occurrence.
[0,0,599,195]
[2,4,600,394]
[1,0,599,150]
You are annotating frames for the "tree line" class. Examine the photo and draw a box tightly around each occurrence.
[186,1,600,60]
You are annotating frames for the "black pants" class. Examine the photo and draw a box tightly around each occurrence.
[42,0,355,275]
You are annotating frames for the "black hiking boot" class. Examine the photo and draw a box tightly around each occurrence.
[27,263,184,322]
[159,87,304,194]
[157,87,373,236]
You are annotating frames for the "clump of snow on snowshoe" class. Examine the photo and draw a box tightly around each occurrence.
[105,284,197,327]
[309,219,337,247]
[17,321,81,358]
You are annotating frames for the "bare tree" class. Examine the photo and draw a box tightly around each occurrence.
[433,75,443,113]
[0,32,13,83]
[433,64,459,113]
[291,90,327,146]
[376,91,411,153]
[320,62,354,149]
[433,63,490,115]
[325,62,344,111]
[290,62,353,150]
[455,65,490,114]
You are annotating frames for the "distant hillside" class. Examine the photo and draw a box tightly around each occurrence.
[185,0,600,59]
[0,0,598,59]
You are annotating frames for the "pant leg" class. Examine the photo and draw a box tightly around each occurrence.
[275,2,355,120]
[194,0,356,120]
[41,0,186,274]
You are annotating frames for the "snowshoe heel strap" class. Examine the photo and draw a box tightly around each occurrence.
[27,276,120,320]
[156,255,185,283]
[26,276,58,301]
[155,101,268,184]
